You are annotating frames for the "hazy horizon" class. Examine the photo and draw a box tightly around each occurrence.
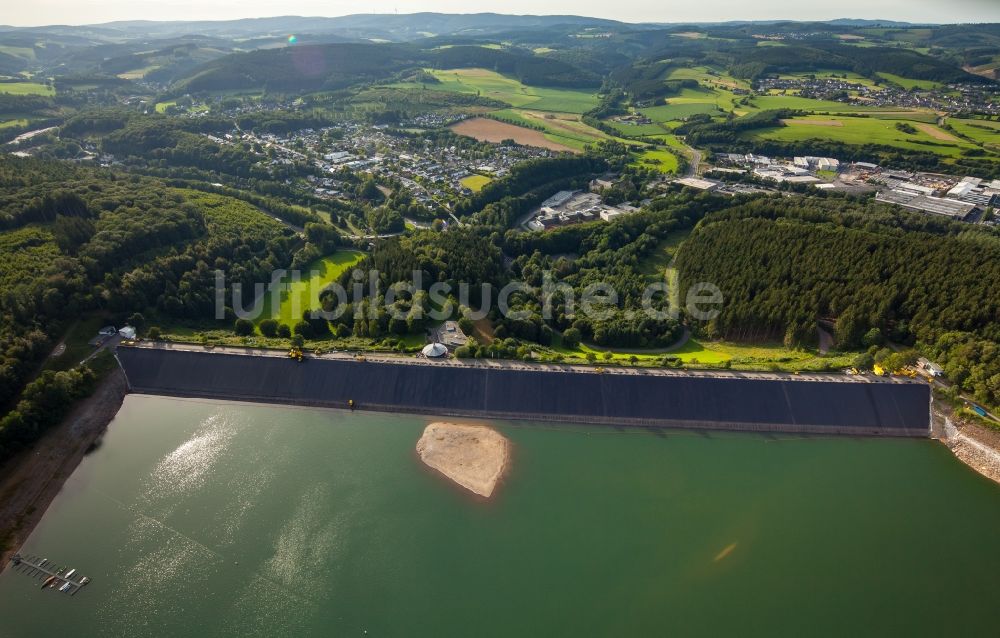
[4,1,1000,29]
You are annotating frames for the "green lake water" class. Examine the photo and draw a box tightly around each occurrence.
[1,395,999,637]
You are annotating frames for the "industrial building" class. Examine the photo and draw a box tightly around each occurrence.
[876,190,976,220]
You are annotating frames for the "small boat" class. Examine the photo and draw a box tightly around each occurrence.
[41,576,56,589]
[64,569,76,579]
[58,582,71,593]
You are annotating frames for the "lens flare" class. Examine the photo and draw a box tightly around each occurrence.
[287,35,297,45]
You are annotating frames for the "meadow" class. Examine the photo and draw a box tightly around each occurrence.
[949,117,1000,149]
[0,82,54,96]
[257,250,366,326]
[632,148,679,172]
[876,73,942,90]
[460,174,492,191]
[749,114,979,157]
[397,68,599,114]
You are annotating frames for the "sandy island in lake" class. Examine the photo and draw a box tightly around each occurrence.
[416,422,510,498]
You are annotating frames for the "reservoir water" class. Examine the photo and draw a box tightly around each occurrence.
[1,394,999,636]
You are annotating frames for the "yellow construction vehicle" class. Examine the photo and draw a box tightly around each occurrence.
[288,348,304,362]
[873,364,886,376]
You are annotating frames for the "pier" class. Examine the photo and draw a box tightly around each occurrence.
[8,554,91,595]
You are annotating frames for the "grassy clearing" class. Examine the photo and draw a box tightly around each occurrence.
[750,115,979,157]
[665,66,750,90]
[603,119,671,137]
[0,82,53,96]
[257,251,366,326]
[632,148,679,173]
[950,117,1000,148]
[44,316,109,373]
[641,101,722,122]
[635,230,692,282]
[0,45,35,60]
[460,174,492,191]
[546,334,855,370]
[0,118,29,129]
[395,68,599,114]
[155,101,176,113]
[876,73,942,90]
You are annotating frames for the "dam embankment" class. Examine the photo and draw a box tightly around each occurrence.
[116,346,930,437]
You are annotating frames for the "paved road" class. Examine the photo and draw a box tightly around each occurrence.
[684,146,703,178]
[123,340,919,386]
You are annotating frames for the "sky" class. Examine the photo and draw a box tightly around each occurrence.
[5,0,1000,28]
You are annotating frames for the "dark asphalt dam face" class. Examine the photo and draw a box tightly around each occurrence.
[116,348,931,437]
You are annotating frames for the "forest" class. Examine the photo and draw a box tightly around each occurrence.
[676,197,1000,406]
[0,155,298,459]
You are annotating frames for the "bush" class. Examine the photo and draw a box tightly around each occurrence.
[454,345,473,358]
[562,327,581,349]
[259,319,279,338]
[277,324,292,338]
[291,334,305,348]
[293,320,313,339]
[146,326,161,340]
[234,319,254,336]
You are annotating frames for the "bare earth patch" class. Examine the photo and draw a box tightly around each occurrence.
[416,422,510,498]
[0,370,127,571]
[915,123,960,142]
[451,117,576,153]
[781,119,843,127]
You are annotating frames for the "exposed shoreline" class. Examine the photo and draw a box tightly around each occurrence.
[0,369,127,573]
[943,419,1000,486]
[416,422,510,498]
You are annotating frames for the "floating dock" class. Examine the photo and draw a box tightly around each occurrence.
[8,554,91,595]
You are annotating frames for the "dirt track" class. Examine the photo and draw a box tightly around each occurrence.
[916,123,960,142]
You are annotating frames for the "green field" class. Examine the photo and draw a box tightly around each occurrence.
[664,66,750,90]
[0,82,54,96]
[460,174,492,191]
[395,68,599,113]
[641,101,722,122]
[257,251,366,326]
[749,115,979,157]
[949,117,1000,149]
[0,118,29,129]
[632,148,679,173]
[747,94,898,113]
[0,45,35,60]
[604,119,671,137]
[876,73,942,90]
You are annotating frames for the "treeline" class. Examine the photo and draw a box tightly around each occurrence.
[675,199,1000,405]
[0,358,104,464]
[722,43,987,84]
[177,41,603,94]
